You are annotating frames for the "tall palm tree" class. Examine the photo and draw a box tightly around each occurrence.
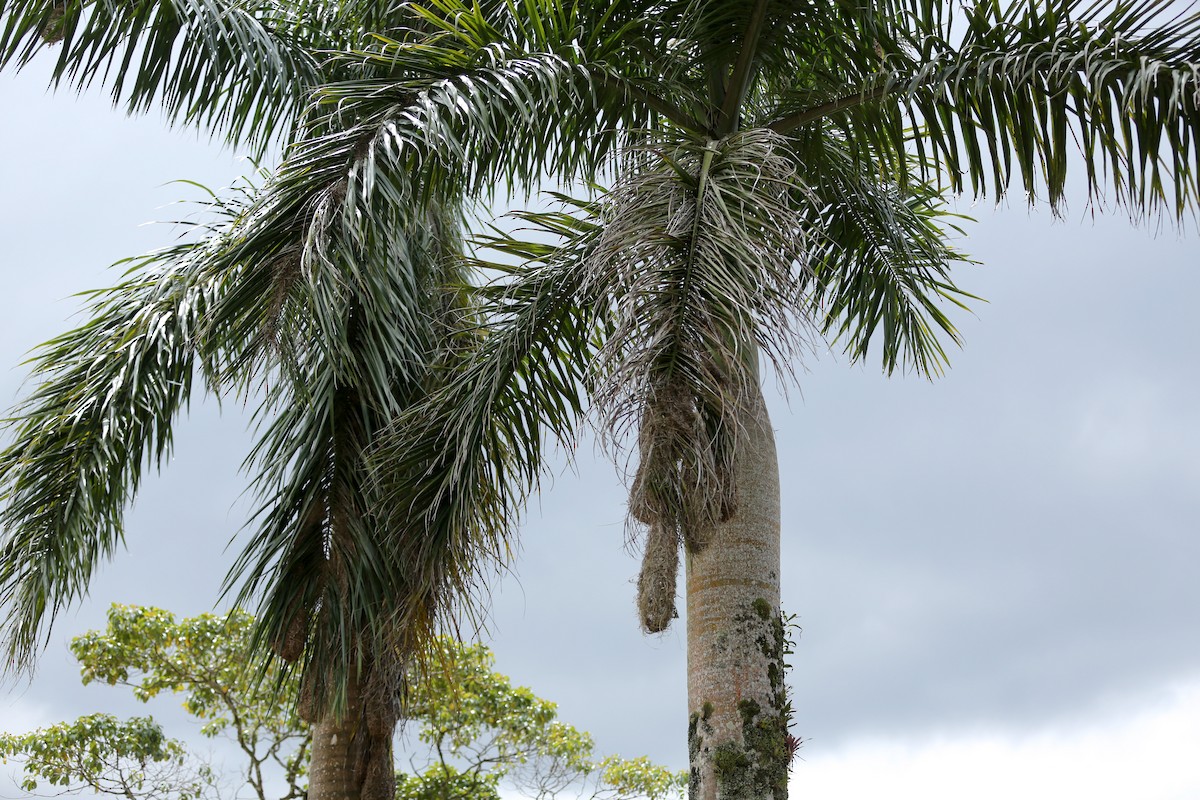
[0,169,496,800]
[0,4,518,799]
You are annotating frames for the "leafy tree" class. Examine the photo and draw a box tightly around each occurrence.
[400,638,684,800]
[68,605,309,800]
[0,714,217,800]
[0,605,308,799]
[3,1,1200,799]
[0,605,684,800]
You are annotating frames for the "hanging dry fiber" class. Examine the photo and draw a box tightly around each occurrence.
[636,521,680,633]
[296,673,317,723]
[629,382,739,551]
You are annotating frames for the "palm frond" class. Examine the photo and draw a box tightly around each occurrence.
[0,248,219,668]
[142,167,477,715]
[793,130,977,376]
[223,204,473,705]
[772,0,1200,217]
[365,206,600,651]
[0,0,335,151]
[266,0,691,219]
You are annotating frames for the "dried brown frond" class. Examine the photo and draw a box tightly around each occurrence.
[580,130,817,624]
[628,380,736,553]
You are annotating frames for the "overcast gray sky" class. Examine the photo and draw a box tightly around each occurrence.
[2,50,1199,799]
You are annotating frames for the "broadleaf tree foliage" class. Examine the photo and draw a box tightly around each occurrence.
[0,605,685,800]
[1,0,1199,797]
[0,714,217,800]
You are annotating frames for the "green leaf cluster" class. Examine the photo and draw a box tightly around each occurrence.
[401,637,686,800]
[0,714,211,799]
[2,606,683,800]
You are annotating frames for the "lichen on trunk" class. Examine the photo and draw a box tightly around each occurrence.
[688,599,789,800]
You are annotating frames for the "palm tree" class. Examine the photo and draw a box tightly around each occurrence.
[0,170,494,800]
[4,1,1200,799]
[0,5,515,799]
[235,2,1194,798]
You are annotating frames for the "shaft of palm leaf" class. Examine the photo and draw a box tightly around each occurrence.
[686,385,787,800]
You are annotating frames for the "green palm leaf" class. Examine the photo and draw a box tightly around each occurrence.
[793,130,977,375]
[366,207,598,652]
[0,0,335,150]
[771,0,1200,216]
[0,247,219,666]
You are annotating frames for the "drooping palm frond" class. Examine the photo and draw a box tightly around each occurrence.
[0,152,465,692]
[222,200,474,709]
[792,129,977,376]
[769,0,1200,217]
[0,0,338,151]
[132,167,479,709]
[0,246,221,668]
[365,205,600,653]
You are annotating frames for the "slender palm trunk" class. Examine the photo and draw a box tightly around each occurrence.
[306,670,396,800]
[686,385,787,800]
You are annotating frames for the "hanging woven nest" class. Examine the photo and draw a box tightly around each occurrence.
[40,1,68,43]
[636,521,680,634]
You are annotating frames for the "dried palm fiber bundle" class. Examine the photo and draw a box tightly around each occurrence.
[587,130,813,635]
[297,670,318,723]
[631,381,739,632]
[274,605,308,663]
[636,520,680,633]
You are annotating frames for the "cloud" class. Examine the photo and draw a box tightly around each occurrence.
[1068,375,1200,485]
[793,674,1200,800]
[0,695,51,734]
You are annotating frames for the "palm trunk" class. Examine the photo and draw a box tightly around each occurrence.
[686,385,787,800]
[306,670,396,800]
